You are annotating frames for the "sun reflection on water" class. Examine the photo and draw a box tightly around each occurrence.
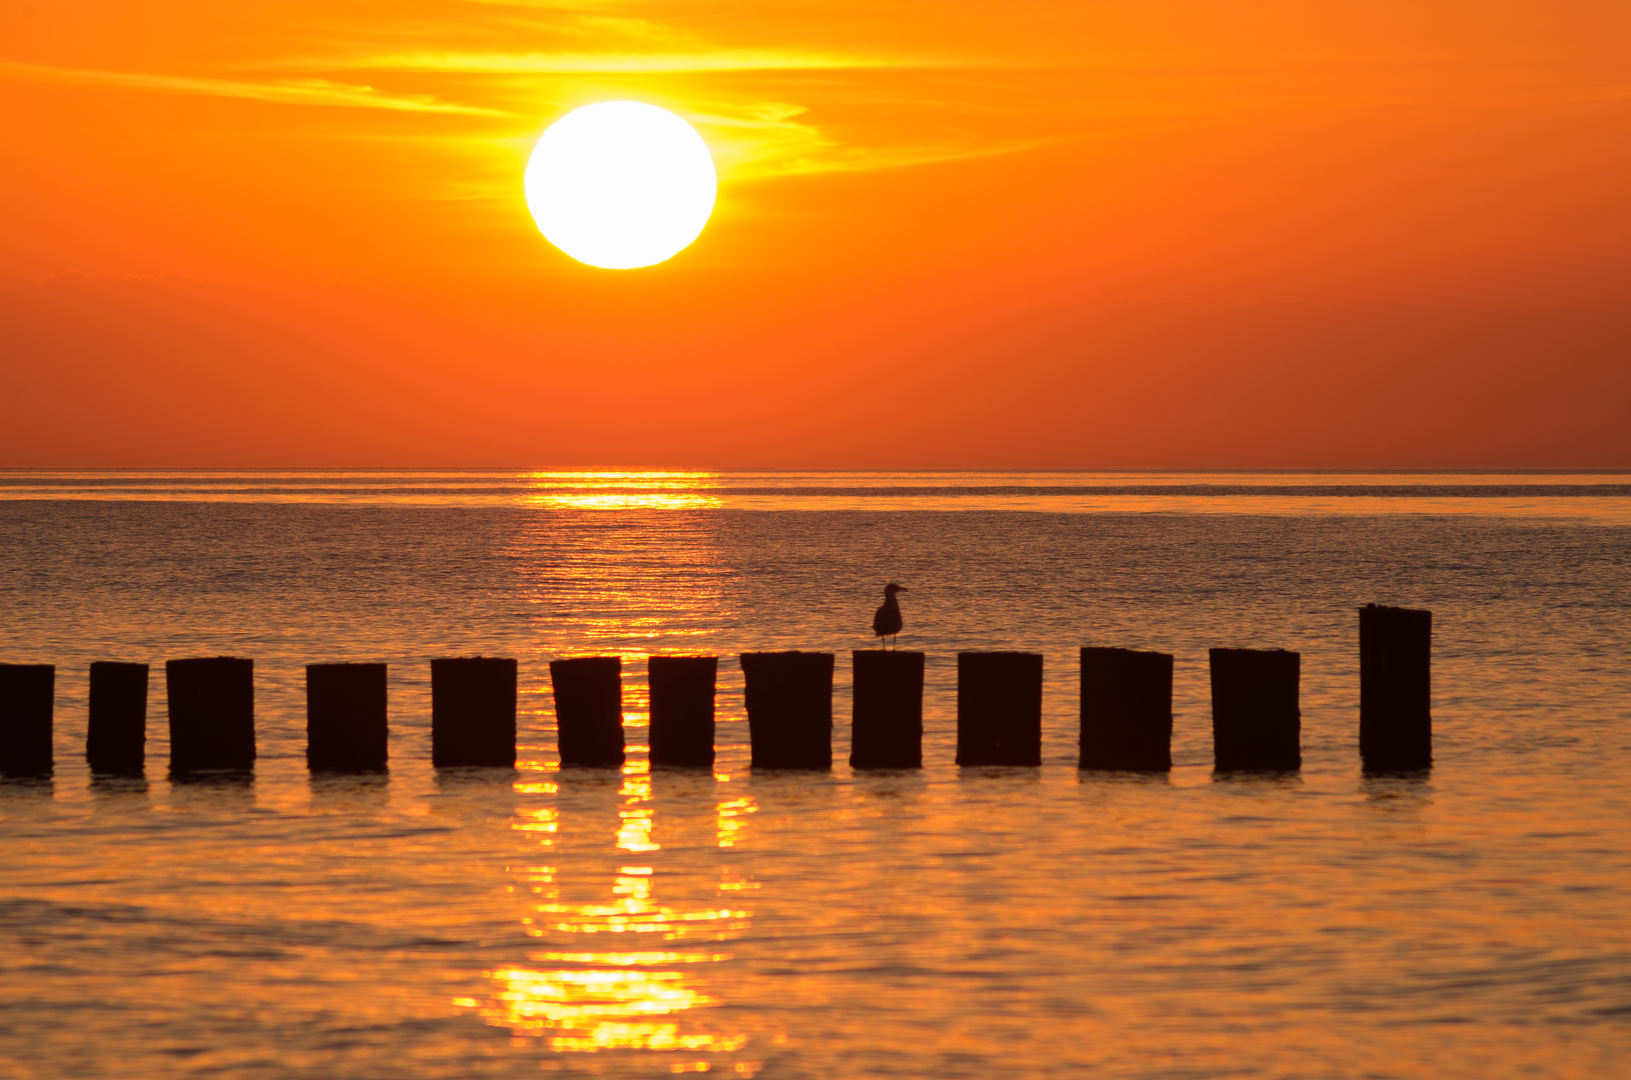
[715,797,757,848]
[472,497,757,1058]
[619,767,660,853]
[517,471,725,511]
[469,772,756,1056]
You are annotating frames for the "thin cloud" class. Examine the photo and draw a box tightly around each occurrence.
[286,50,923,74]
[688,101,1060,181]
[1,54,1043,187]
[0,61,509,116]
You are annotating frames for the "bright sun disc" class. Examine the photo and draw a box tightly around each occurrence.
[524,102,717,270]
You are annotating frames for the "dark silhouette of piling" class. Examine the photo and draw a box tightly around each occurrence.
[1079,647,1173,771]
[1359,604,1433,771]
[1210,648,1301,771]
[306,662,388,772]
[431,657,517,768]
[851,650,924,769]
[551,657,625,768]
[648,656,716,769]
[166,657,255,773]
[0,663,54,777]
[87,661,148,775]
[741,651,833,769]
[956,652,1043,766]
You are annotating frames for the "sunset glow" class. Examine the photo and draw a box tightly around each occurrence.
[5,4,1630,1065]
[4,1,1625,467]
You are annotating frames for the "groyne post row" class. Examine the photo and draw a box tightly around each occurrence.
[0,605,1432,778]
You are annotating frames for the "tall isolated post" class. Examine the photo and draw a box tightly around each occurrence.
[431,657,517,768]
[1079,647,1173,771]
[1209,648,1300,771]
[166,657,255,773]
[0,663,55,778]
[956,652,1043,766]
[88,661,148,775]
[306,662,388,772]
[740,651,833,769]
[648,656,717,769]
[1359,604,1432,771]
[551,657,625,768]
[850,650,924,769]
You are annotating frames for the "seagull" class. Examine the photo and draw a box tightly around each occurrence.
[871,583,907,649]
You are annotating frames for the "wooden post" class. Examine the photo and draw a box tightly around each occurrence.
[87,661,147,775]
[1359,604,1433,771]
[648,656,716,769]
[306,662,388,772]
[0,663,54,778]
[431,657,517,768]
[551,657,625,768]
[1079,647,1173,771]
[1209,648,1300,771]
[740,651,833,769]
[851,651,924,769]
[166,657,255,773]
[956,652,1043,766]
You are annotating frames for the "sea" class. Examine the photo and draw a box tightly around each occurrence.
[2,470,1629,1079]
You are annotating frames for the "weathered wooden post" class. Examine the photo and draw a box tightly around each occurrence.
[166,657,255,773]
[1209,648,1300,771]
[551,657,626,768]
[956,652,1043,766]
[1359,604,1432,771]
[0,663,54,778]
[87,661,148,775]
[1079,647,1173,771]
[431,657,517,768]
[740,651,833,769]
[306,662,388,772]
[851,651,924,769]
[648,656,716,769]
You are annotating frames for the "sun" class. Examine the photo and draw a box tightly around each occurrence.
[524,102,717,270]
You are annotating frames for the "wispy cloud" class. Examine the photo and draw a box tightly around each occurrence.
[0,62,508,116]
[1,50,1038,187]
[283,50,921,75]
[683,100,1058,181]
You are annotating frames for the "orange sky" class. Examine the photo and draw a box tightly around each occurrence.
[3,0,1628,468]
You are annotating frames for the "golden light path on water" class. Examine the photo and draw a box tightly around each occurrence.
[462,759,758,1059]
[517,472,725,512]
[465,498,758,1063]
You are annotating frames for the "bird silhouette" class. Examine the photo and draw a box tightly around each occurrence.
[871,583,907,649]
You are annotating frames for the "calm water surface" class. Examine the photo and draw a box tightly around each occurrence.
[2,472,1629,1078]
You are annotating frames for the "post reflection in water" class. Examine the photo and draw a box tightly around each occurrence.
[473,478,762,1062]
